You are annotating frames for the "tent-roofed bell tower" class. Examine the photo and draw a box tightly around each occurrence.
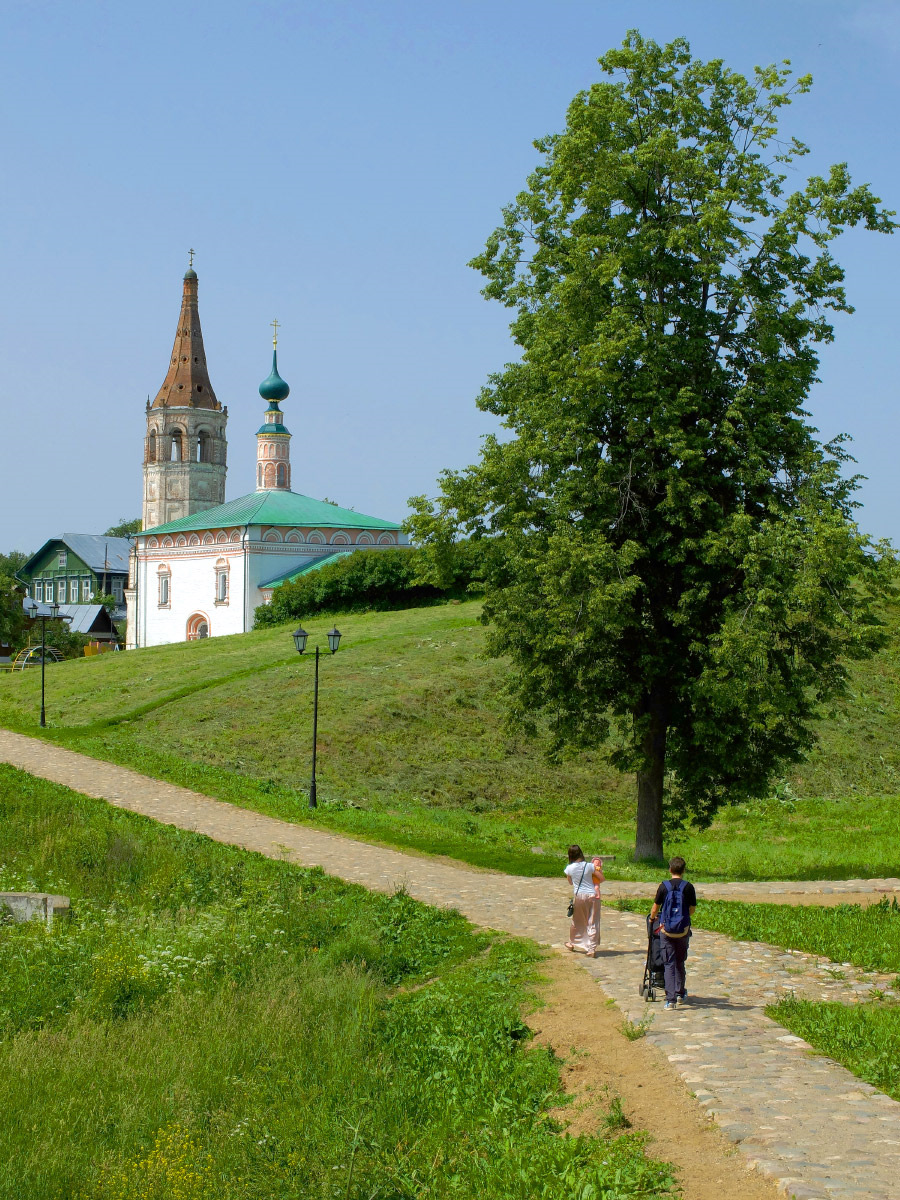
[256,319,292,492]
[142,254,228,529]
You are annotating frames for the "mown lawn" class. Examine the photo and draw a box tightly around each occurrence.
[0,598,898,880]
[0,765,674,1200]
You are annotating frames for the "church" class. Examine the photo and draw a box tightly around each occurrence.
[125,264,405,648]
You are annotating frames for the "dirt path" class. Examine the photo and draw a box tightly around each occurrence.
[536,953,782,1200]
[1,728,899,1200]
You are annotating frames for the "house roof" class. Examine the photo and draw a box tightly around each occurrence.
[22,601,118,635]
[21,534,131,577]
[141,490,401,536]
[258,551,353,590]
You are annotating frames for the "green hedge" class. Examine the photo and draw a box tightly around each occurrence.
[255,543,484,625]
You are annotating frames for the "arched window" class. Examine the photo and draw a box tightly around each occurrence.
[147,430,157,462]
[264,462,276,488]
[257,463,263,488]
[275,463,286,488]
[170,430,184,462]
[214,558,229,604]
[197,430,211,462]
[157,564,171,608]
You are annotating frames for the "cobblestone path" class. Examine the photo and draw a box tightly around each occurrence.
[1,729,899,1200]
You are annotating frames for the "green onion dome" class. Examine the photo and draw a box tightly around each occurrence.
[259,349,290,402]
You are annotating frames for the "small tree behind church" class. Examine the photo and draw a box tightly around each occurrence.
[408,33,896,861]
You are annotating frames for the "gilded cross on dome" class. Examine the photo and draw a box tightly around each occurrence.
[270,318,280,347]
[188,248,195,269]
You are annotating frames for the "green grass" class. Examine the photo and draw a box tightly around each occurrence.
[0,764,675,1199]
[613,896,900,978]
[768,998,900,1101]
[1,597,898,880]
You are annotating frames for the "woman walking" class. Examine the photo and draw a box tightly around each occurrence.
[564,844,603,956]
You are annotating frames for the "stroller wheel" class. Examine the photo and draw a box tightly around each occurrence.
[639,984,647,998]
[647,988,656,1002]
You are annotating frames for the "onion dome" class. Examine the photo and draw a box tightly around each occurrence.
[184,267,198,280]
[259,349,290,403]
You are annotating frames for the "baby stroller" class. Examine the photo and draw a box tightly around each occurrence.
[639,914,665,1002]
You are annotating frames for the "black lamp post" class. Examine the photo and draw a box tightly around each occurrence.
[292,625,342,808]
[26,599,70,728]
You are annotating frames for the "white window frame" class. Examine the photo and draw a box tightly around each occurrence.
[45,581,54,603]
[70,579,79,603]
[214,560,230,605]
[82,578,91,602]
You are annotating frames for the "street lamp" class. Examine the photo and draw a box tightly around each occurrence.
[292,626,342,808]
[26,599,71,728]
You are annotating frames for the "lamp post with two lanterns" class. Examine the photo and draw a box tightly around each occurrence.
[25,600,72,728]
[292,625,342,809]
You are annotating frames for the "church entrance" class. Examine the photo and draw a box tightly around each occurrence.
[186,613,210,641]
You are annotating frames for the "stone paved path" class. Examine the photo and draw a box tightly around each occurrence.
[1,729,899,1200]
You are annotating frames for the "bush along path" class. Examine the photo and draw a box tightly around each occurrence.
[1,729,899,1200]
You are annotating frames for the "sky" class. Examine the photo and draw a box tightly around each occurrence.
[1,0,898,554]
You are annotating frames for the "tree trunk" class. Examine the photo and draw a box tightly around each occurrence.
[634,698,667,862]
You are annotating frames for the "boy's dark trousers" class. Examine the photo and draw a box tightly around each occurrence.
[660,932,689,1001]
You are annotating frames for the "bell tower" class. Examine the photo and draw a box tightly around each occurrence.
[256,319,292,492]
[142,255,227,529]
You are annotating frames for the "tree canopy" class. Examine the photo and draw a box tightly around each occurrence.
[408,33,896,860]
[104,518,142,537]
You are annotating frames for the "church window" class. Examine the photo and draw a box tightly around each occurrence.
[257,464,263,488]
[215,560,229,604]
[197,431,211,462]
[34,581,43,602]
[171,431,184,462]
[158,569,170,607]
[148,431,157,462]
[186,613,209,640]
[276,463,286,488]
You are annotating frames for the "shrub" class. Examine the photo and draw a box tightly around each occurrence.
[254,542,484,626]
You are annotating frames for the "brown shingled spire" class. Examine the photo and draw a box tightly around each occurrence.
[152,264,220,410]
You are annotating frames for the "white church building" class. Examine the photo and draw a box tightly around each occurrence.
[126,265,405,648]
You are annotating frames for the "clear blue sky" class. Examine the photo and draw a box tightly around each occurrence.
[1,0,897,553]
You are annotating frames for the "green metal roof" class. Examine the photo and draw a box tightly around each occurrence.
[141,490,401,535]
[259,550,354,590]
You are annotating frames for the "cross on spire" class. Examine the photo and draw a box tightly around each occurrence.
[188,248,195,269]
[271,318,280,347]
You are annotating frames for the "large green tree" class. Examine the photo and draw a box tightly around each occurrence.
[408,34,896,860]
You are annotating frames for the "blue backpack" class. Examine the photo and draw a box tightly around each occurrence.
[660,879,690,936]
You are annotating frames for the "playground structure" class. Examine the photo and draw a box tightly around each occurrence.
[4,646,66,672]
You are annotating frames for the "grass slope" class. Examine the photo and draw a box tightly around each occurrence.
[0,765,674,1200]
[0,597,898,880]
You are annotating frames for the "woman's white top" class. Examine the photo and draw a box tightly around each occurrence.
[565,861,596,896]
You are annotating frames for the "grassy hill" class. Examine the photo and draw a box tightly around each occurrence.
[0,597,898,881]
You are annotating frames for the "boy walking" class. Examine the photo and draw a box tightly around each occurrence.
[649,857,696,1010]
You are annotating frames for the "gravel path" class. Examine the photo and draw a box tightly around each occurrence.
[1,728,898,1200]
